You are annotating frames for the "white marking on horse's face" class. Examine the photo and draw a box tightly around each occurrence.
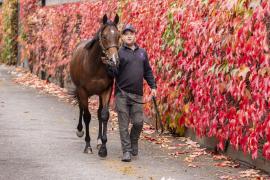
[112,53,118,65]
[110,29,116,34]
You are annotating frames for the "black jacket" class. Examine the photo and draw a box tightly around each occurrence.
[107,44,157,96]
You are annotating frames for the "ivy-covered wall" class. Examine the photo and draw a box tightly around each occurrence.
[1,0,18,65]
[18,0,270,160]
[0,8,3,54]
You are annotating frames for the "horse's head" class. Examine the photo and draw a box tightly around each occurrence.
[99,14,120,67]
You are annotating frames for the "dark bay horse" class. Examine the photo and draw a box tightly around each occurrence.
[70,14,120,157]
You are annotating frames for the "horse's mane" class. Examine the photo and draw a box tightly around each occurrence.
[84,20,117,50]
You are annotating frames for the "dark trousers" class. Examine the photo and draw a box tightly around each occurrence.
[115,92,144,153]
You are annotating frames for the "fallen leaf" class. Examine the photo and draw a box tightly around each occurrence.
[168,146,177,150]
[184,157,194,163]
[213,155,229,161]
[219,175,233,180]
[188,164,198,168]
[214,161,240,168]
[175,143,187,147]
[239,169,261,178]
[168,151,189,157]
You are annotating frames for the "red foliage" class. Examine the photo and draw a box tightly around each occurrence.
[0,9,2,50]
[19,0,270,160]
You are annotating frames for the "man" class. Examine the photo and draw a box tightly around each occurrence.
[107,24,157,162]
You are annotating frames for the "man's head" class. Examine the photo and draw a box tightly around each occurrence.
[121,24,136,46]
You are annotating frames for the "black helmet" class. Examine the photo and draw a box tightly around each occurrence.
[122,24,136,34]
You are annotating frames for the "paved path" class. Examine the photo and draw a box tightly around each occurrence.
[0,65,257,180]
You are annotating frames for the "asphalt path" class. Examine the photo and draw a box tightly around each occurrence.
[0,65,257,180]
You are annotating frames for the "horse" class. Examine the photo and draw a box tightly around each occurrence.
[69,14,120,158]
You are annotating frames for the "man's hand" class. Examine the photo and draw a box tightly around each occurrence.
[151,89,157,98]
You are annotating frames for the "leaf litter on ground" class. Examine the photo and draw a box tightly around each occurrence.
[10,66,270,179]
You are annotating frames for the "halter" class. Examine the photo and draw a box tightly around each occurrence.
[98,25,119,63]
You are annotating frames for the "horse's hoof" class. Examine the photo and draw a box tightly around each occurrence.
[76,130,84,138]
[98,146,107,158]
[97,139,102,149]
[84,147,93,154]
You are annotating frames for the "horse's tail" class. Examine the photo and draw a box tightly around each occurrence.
[68,88,79,105]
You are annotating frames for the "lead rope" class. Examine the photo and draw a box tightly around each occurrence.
[152,96,164,134]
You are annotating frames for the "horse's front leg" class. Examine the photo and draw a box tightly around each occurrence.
[97,98,103,150]
[83,108,92,154]
[98,87,112,158]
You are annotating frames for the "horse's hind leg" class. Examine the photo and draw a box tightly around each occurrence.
[78,88,92,154]
[76,104,84,137]
[73,88,84,137]
[98,87,112,158]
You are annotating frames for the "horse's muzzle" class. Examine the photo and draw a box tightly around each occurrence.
[110,54,119,67]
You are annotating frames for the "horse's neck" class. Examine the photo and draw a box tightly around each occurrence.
[86,40,104,70]
[84,41,103,74]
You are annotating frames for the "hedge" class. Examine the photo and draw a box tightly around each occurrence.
[1,0,19,65]
[19,0,270,160]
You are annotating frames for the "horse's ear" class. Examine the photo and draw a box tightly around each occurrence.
[114,14,120,25]
[103,14,108,24]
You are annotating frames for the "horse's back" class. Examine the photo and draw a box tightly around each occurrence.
[70,40,89,86]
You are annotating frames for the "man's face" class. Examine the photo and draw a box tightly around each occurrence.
[122,31,136,46]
